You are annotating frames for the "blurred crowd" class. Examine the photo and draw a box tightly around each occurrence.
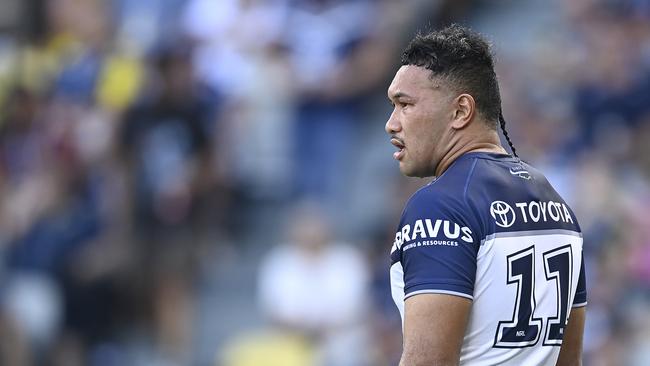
[0,0,648,365]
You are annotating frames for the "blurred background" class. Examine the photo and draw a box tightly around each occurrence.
[0,0,648,365]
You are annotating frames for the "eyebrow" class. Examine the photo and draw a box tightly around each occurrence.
[387,91,413,103]
[389,91,411,99]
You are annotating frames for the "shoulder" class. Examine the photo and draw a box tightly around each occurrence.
[460,154,582,234]
[404,154,480,214]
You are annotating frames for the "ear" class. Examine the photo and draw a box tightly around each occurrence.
[451,94,476,130]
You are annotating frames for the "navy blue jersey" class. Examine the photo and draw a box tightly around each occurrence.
[390,152,586,365]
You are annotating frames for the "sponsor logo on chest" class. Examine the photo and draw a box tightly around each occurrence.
[490,200,574,228]
[392,219,472,252]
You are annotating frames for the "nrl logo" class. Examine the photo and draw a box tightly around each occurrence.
[509,168,531,180]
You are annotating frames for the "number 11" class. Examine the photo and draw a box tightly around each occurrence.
[494,245,573,348]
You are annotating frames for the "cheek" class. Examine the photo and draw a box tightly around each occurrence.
[408,117,445,160]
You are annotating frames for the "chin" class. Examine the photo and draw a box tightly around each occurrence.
[400,163,434,178]
[399,164,422,178]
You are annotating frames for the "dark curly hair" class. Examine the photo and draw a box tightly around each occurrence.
[401,24,518,156]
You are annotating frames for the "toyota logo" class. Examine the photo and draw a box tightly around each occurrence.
[490,201,516,228]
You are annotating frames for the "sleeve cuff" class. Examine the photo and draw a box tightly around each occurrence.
[405,283,474,300]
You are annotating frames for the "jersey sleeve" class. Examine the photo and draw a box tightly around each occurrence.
[397,190,481,301]
[572,252,587,307]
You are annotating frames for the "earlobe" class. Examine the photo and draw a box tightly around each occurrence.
[451,94,475,129]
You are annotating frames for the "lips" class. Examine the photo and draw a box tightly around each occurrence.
[390,137,405,160]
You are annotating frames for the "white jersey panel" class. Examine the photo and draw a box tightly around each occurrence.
[390,261,405,322]
[459,230,584,366]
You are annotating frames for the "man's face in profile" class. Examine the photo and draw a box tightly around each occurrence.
[386,65,454,177]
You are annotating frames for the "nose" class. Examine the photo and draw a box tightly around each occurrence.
[385,109,401,135]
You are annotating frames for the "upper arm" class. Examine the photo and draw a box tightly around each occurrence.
[401,293,472,366]
[394,188,481,365]
[556,306,586,366]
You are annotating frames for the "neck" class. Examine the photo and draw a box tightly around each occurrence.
[434,138,507,177]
